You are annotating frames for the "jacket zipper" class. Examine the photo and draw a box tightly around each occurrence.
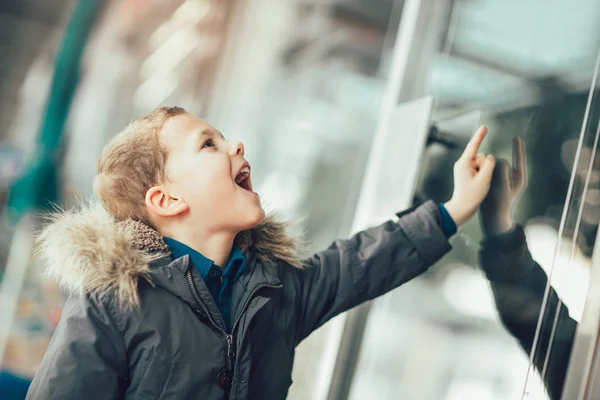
[229,281,283,338]
[185,268,282,371]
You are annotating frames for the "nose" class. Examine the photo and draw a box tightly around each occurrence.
[229,140,244,157]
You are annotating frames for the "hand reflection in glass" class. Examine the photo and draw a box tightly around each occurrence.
[480,136,526,236]
[478,136,576,400]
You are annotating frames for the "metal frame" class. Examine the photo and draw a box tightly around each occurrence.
[559,51,600,399]
[561,227,600,399]
[311,0,453,398]
[326,96,434,400]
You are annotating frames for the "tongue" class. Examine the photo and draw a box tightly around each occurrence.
[236,175,249,189]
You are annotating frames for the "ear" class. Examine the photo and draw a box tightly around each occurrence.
[145,186,189,217]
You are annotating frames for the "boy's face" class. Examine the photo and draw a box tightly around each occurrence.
[157,113,264,232]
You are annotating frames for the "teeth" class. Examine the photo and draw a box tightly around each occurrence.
[236,166,250,184]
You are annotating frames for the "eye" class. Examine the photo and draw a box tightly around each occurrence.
[201,139,214,149]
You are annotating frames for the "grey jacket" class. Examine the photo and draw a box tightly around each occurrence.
[27,200,451,400]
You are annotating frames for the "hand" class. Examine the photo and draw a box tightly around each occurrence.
[479,136,527,236]
[444,126,496,226]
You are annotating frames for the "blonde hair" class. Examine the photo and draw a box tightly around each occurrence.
[94,106,187,225]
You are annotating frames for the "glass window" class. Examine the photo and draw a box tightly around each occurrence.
[347,1,600,399]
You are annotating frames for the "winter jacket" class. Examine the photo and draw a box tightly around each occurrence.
[27,200,451,400]
[479,225,577,400]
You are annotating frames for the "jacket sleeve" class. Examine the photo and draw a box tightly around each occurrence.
[291,200,451,345]
[27,294,128,400]
[479,226,577,400]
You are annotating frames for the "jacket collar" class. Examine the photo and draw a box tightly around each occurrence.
[145,250,281,332]
[36,201,299,310]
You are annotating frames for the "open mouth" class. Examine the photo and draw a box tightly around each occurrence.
[235,165,253,191]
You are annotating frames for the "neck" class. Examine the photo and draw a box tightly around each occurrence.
[162,223,236,268]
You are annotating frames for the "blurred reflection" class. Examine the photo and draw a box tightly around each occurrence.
[479,138,579,400]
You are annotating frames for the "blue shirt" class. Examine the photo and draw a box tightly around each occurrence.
[163,238,246,332]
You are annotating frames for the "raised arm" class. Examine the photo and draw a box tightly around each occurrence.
[291,200,450,344]
[291,126,495,344]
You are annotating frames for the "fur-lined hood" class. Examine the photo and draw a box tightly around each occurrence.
[36,202,301,309]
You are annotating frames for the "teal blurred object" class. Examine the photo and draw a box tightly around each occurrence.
[7,0,101,222]
[0,370,31,400]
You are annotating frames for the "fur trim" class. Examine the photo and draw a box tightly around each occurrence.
[35,202,301,308]
[36,203,162,309]
[235,214,303,269]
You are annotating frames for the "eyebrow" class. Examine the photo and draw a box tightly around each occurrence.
[197,128,225,141]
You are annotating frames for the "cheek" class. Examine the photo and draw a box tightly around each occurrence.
[187,177,231,200]
[185,163,235,203]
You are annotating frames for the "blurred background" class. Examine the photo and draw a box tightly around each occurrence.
[0,0,598,399]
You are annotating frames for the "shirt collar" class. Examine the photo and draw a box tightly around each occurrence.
[224,245,246,282]
[162,237,246,282]
[163,237,213,279]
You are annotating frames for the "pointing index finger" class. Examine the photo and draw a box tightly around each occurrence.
[513,136,525,174]
[512,136,526,187]
[462,126,488,160]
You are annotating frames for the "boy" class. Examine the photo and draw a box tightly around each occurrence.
[479,137,576,400]
[27,107,495,399]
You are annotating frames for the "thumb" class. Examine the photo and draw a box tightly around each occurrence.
[477,155,495,183]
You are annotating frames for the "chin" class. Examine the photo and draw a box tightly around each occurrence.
[246,206,266,228]
[234,205,266,232]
